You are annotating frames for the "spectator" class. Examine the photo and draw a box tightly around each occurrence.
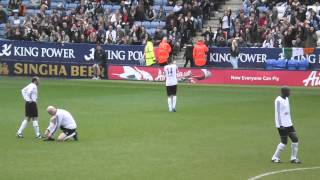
[144,36,156,66]
[0,5,8,24]
[105,25,116,44]
[193,39,208,67]
[145,6,156,21]
[184,40,194,67]
[93,44,107,79]
[153,27,163,46]
[158,37,172,66]
[304,26,318,47]
[169,26,181,55]
[230,39,239,69]
[202,27,214,47]
[156,6,166,21]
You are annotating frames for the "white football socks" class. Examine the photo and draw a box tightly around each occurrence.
[172,96,177,110]
[272,143,286,160]
[17,119,28,135]
[32,119,40,137]
[291,143,299,160]
[168,97,172,111]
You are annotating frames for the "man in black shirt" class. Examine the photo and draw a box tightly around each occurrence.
[92,44,107,79]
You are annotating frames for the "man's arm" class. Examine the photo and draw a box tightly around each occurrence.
[44,116,57,138]
[276,100,283,128]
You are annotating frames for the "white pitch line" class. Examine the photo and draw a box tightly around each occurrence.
[248,166,320,180]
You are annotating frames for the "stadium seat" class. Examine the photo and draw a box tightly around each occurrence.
[154,0,163,5]
[146,28,156,37]
[265,59,275,70]
[159,21,165,28]
[134,21,142,26]
[0,24,6,29]
[297,59,309,70]
[142,21,150,28]
[287,60,298,70]
[150,21,159,28]
[103,5,112,10]
[66,3,78,10]
[1,0,9,7]
[162,0,168,5]
[0,30,5,37]
[26,9,35,16]
[153,5,160,12]
[164,6,173,13]
[111,5,120,11]
[273,59,287,69]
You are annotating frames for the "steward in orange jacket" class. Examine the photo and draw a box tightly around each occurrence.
[193,40,209,67]
[158,37,172,65]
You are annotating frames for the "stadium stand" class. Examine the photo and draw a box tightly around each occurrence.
[0,0,221,48]
[209,0,320,48]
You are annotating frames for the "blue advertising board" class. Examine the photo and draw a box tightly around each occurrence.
[207,47,320,69]
[0,40,144,65]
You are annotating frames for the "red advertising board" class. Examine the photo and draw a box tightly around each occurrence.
[108,65,320,87]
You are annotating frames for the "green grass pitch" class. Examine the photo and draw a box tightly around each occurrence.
[0,77,319,180]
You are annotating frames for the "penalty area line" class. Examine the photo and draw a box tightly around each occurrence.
[248,166,320,180]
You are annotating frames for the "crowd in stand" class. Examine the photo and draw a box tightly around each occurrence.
[0,0,218,55]
[203,0,320,48]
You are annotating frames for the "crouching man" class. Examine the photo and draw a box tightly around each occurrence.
[44,106,78,141]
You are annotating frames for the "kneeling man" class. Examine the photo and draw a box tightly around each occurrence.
[44,106,78,141]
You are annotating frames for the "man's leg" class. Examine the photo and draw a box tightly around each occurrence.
[272,133,288,162]
[57,133,67,141]
[172,95,177,111]
[288,130,300,163]
[168,96,173,112]
[96,66,101,79]
[32,117,41,138]
[92,64,97,78]
[17,117,29,137]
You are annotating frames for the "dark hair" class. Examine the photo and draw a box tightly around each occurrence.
[32,76,39,82]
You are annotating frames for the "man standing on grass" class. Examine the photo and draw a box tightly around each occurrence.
[43,106,78,142]
[92,44,107,80]
[271,87,301,164]
[164,60,178,112]
[17,76,41,138]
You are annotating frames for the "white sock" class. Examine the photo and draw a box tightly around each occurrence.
[168,97,172,111]
[172,96,177,109]
[17,119,28,134]
[291,143,299,160]
[32,119,40,137]
[272,143,286,160]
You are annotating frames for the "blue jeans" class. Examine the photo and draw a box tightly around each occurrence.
[230,56,238,69]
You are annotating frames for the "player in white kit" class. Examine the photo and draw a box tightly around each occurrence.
[44,106,78,141]
[164,61,178,112]
[17,76,41,138]
[271,87,300,164]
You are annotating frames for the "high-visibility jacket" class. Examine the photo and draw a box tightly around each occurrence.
[144,41,156,66]
[193,41,208,67]
[158,40,172,64]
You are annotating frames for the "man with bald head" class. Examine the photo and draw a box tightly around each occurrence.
[271,87,300,164]
[44,106,78,141]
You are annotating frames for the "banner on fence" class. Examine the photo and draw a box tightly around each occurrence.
[0,40,144,65]
[108,65,320,87]
[0,61,100,78]
[207,47,320,69]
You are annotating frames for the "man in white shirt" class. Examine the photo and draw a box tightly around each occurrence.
[164,61,178,112]
[17,77,41,138]
[271,87,300,164]
[44,106,78,141]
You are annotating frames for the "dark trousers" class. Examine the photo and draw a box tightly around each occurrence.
[184,57,194,67]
